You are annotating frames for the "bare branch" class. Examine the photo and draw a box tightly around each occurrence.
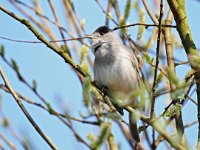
[0,67,58,150]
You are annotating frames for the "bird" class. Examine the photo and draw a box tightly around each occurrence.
[88,26,144,144]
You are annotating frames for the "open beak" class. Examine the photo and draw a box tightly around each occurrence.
[85,34,93,39]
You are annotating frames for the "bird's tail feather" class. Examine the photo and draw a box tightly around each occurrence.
[129,112,140,142]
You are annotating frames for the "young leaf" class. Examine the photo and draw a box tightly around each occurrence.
[104,112,122,121]
[156,73,163,87]
[87,133,97,144]
[81,60,91,76]
[46,103,55,114]
[61,45,68,54]
[137,9,146,41]
[167,68,179,86]
[80,44,88,63]
[83,76,91,108]
[32,80,37,91]
[145,54,152,64]
[92,123,111,149]
[119,0,132,33]
[130,110,140,124]
[124,0,131,20]
[11,58,19,72]
[0,45,5,58]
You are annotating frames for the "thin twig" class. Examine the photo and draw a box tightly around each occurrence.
[184,121,198,129]
[47,0,70,56]
[0,5,89,80]
[57,117,92,149]
[0,67,58,150]
[167,1,200,148]
[0,5,185,149]
[105,0,112,26]
[150,1,164,148]
[187,95,197,105]
[0,132,16,150]
[112,23,176,31]
[125,106,184,150]
[150,76,195,126]
[142,0,159,24]
[107,134,119,150]
[164,9,186,146]
[0,142,5,150]
[8,0,60,47]
[0,84,100,126]
[150,0,164,118]
[0,36,88,44]
[13,0,89,47]
[94,0,118,25]
[112,0,120,20]
[117,121,134,148]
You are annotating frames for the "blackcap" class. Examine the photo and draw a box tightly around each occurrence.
[89,26,143,143]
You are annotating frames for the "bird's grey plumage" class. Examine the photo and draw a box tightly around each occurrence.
[91,26,141,143]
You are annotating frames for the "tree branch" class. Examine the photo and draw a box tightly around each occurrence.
[167,0,200,149]
[0,67,58,150]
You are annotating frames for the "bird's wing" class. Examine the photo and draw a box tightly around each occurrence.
[122,45,142,86]
[122,45,146,110]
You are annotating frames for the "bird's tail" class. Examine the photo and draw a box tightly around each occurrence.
[129,112,140,142]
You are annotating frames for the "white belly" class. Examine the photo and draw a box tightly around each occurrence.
[94,56,138,95]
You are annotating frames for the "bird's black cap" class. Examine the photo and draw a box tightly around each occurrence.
[93,26,110,36]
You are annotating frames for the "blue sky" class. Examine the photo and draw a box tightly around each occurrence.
[0,0,200,150]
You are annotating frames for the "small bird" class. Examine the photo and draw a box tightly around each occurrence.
[89,26,143,143]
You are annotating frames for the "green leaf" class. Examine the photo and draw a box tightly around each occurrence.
[92,123,111,149]
[46,103,55,114]
[61,45,68,53]
[22,136,31,150]
[145,54,152,64]
[137,9,146,41]
[90,86,101,100]
[124,0,131,20]
[32,80,37,91]
[104,112,122,121]
[83,76,91,108]
[0,45,5,58]
[80,44,88,63]
[81,60,91,76]
[119,17,126,33]
[119,0,132,33]
[156,73,163,87]
[138,86,146,111]
[130,110,140,124]
[133,1,139,11]
[87,133,97,144]
[11,58,19,72]
[167,68,179,86]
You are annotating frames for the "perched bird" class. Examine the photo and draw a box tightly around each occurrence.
[89,26,143,143]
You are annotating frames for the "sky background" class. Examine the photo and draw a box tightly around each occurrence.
[0,0,200,150]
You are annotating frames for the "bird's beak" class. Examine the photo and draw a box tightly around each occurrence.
[85,34,93,39]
